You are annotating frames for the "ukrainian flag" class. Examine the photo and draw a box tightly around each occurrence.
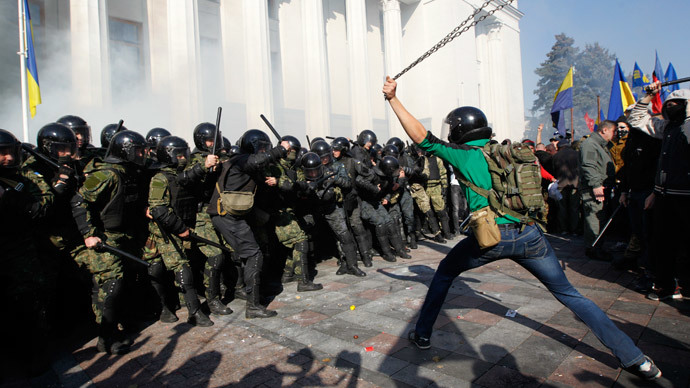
[606,59,634,121]
[550,67,574,137]
[23,0,41,117]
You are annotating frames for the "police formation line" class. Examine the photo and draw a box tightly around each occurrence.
[0,117,461,357]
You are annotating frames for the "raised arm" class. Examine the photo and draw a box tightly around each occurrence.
[383,76,427,144]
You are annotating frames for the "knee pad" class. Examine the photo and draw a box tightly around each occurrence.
[175,265,195,292]
[295,240,309,254]
[102,279,123,309]
[148,260,166,280]
[208,254,225,270]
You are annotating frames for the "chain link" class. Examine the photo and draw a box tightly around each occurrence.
[392,0,515,80]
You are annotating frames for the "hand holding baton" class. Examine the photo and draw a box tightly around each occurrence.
[96,242,151,267]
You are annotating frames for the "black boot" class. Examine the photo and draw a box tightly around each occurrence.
[245,274,277,319]
[295,241,323,291]
[336,259,349,275]
[388,223,412,259]
[96,279,130,355]
[206,264,233,315]
[159,305,179,323]
[342,240,366,277]
[375,225,397,262]
[426,210,441,236]
[234,287,248,301]
[355,235,373,267]
[408,232,418,249]
[281,271,296,283]
[438,209,453,240]
[177,266,214,326]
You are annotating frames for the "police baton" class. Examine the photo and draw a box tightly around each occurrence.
[96,242,151,267]
[189,232,233,255]
[260,114,282,142]
[115,119,124,132]
[591,203,623,249]
[21,143,62,170]
[644,76,690,93]
[212,107,222,156]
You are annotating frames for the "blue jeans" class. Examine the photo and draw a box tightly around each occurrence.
[414,224,644,367]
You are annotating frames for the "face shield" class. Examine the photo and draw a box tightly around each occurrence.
[0,143,22,168]
[320,153,332,165]
[49,141,77,164]
[304,164,323,181]
[440,116,451,142]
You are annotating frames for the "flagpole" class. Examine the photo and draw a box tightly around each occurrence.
[596,95,601,122]
[570,108,574,140]
[17,0,30,142]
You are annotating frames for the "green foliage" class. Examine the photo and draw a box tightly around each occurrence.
[526,34,616,141]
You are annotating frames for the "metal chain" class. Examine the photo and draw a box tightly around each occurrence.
[392,0,515,80]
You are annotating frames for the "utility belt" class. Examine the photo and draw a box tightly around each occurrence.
[426,180,441,187]
[497,221,534,231]
[654,185,690,197]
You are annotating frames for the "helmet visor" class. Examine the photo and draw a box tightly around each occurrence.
[0,143,22,168]
[440,118,451,142]
[130,145,146,166]
[50,141,77,163]
[304,165,323,181]
[320,153,332,165]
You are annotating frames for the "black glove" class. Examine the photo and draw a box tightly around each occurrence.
[52,165,77,195]
[320,188,335,202]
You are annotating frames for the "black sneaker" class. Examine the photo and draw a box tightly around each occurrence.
[625,355,661,380]
[408,330,430,350]
[647,287,682,301]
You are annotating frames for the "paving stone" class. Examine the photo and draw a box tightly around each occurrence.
[284,310,330,327]
[310,317,383,345]
[473,365,543,388]
[498,334,577,379]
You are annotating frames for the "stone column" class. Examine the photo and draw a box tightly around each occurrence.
[69,0,110,106]
[242,0,273,129]
[382,0,403,138]
[166,0,201,132]
[485,21,508,139]
[145,0,169,96]
[301,0,331,138]
[346,0,372,135]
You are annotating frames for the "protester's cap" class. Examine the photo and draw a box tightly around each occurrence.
[549,137,559,142]
[666,89,690,102]
[521,139,535,147]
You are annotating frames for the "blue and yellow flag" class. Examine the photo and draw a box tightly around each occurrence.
[665,62,679,93]
[23,0,41,117]
[550,66,574,137]
[606,59,634,121]
[632,62,650,88]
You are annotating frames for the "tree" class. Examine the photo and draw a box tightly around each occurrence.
[531,34,579,130]
[526,35,616,141]
[573,43,615,134]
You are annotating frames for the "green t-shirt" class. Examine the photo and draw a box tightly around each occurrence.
[418,132,518,225]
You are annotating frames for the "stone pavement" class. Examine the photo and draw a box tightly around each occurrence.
[6,233,690,388]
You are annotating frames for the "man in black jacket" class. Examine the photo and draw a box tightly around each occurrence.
[628,82,689,301]
[208,129,289,318]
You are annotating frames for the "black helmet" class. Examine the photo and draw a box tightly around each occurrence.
[57,115,91,150]
[193,122,221,153]
[281,135,301,152]
[101,123,127,148]
[0,128,23,169]
[156,136,190,169]
[380,156,400,177]
[370,143,383,161]
[356,130,377,147]
[295,147,308,167]
[240,129,272,154]
[382,144,399,159]
[310,140,332,165]
[443,106,491,144]
[228,145,240,156]
[331,137,350,152]
[301,152,323,181]
[37,123,77,164]
[146,127,172,150]
[386,137,404,154]
[105,130,146,166]
[221,137,231,153]
[311,137,325,146]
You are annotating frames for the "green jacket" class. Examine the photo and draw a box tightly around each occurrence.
[418,132,517,225]
[578,131,615,189]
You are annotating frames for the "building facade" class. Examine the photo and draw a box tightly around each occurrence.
[0,0,525,145]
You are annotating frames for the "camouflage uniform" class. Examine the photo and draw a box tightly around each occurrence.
[146,166,211,320]
[187,151,234,305]
[421,154,452,239]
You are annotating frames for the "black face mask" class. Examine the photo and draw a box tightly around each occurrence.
[663,101,687,122]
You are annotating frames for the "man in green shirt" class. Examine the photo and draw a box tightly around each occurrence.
[382,76,661,380]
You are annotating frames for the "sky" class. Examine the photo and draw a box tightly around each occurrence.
[518,0,690,117]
